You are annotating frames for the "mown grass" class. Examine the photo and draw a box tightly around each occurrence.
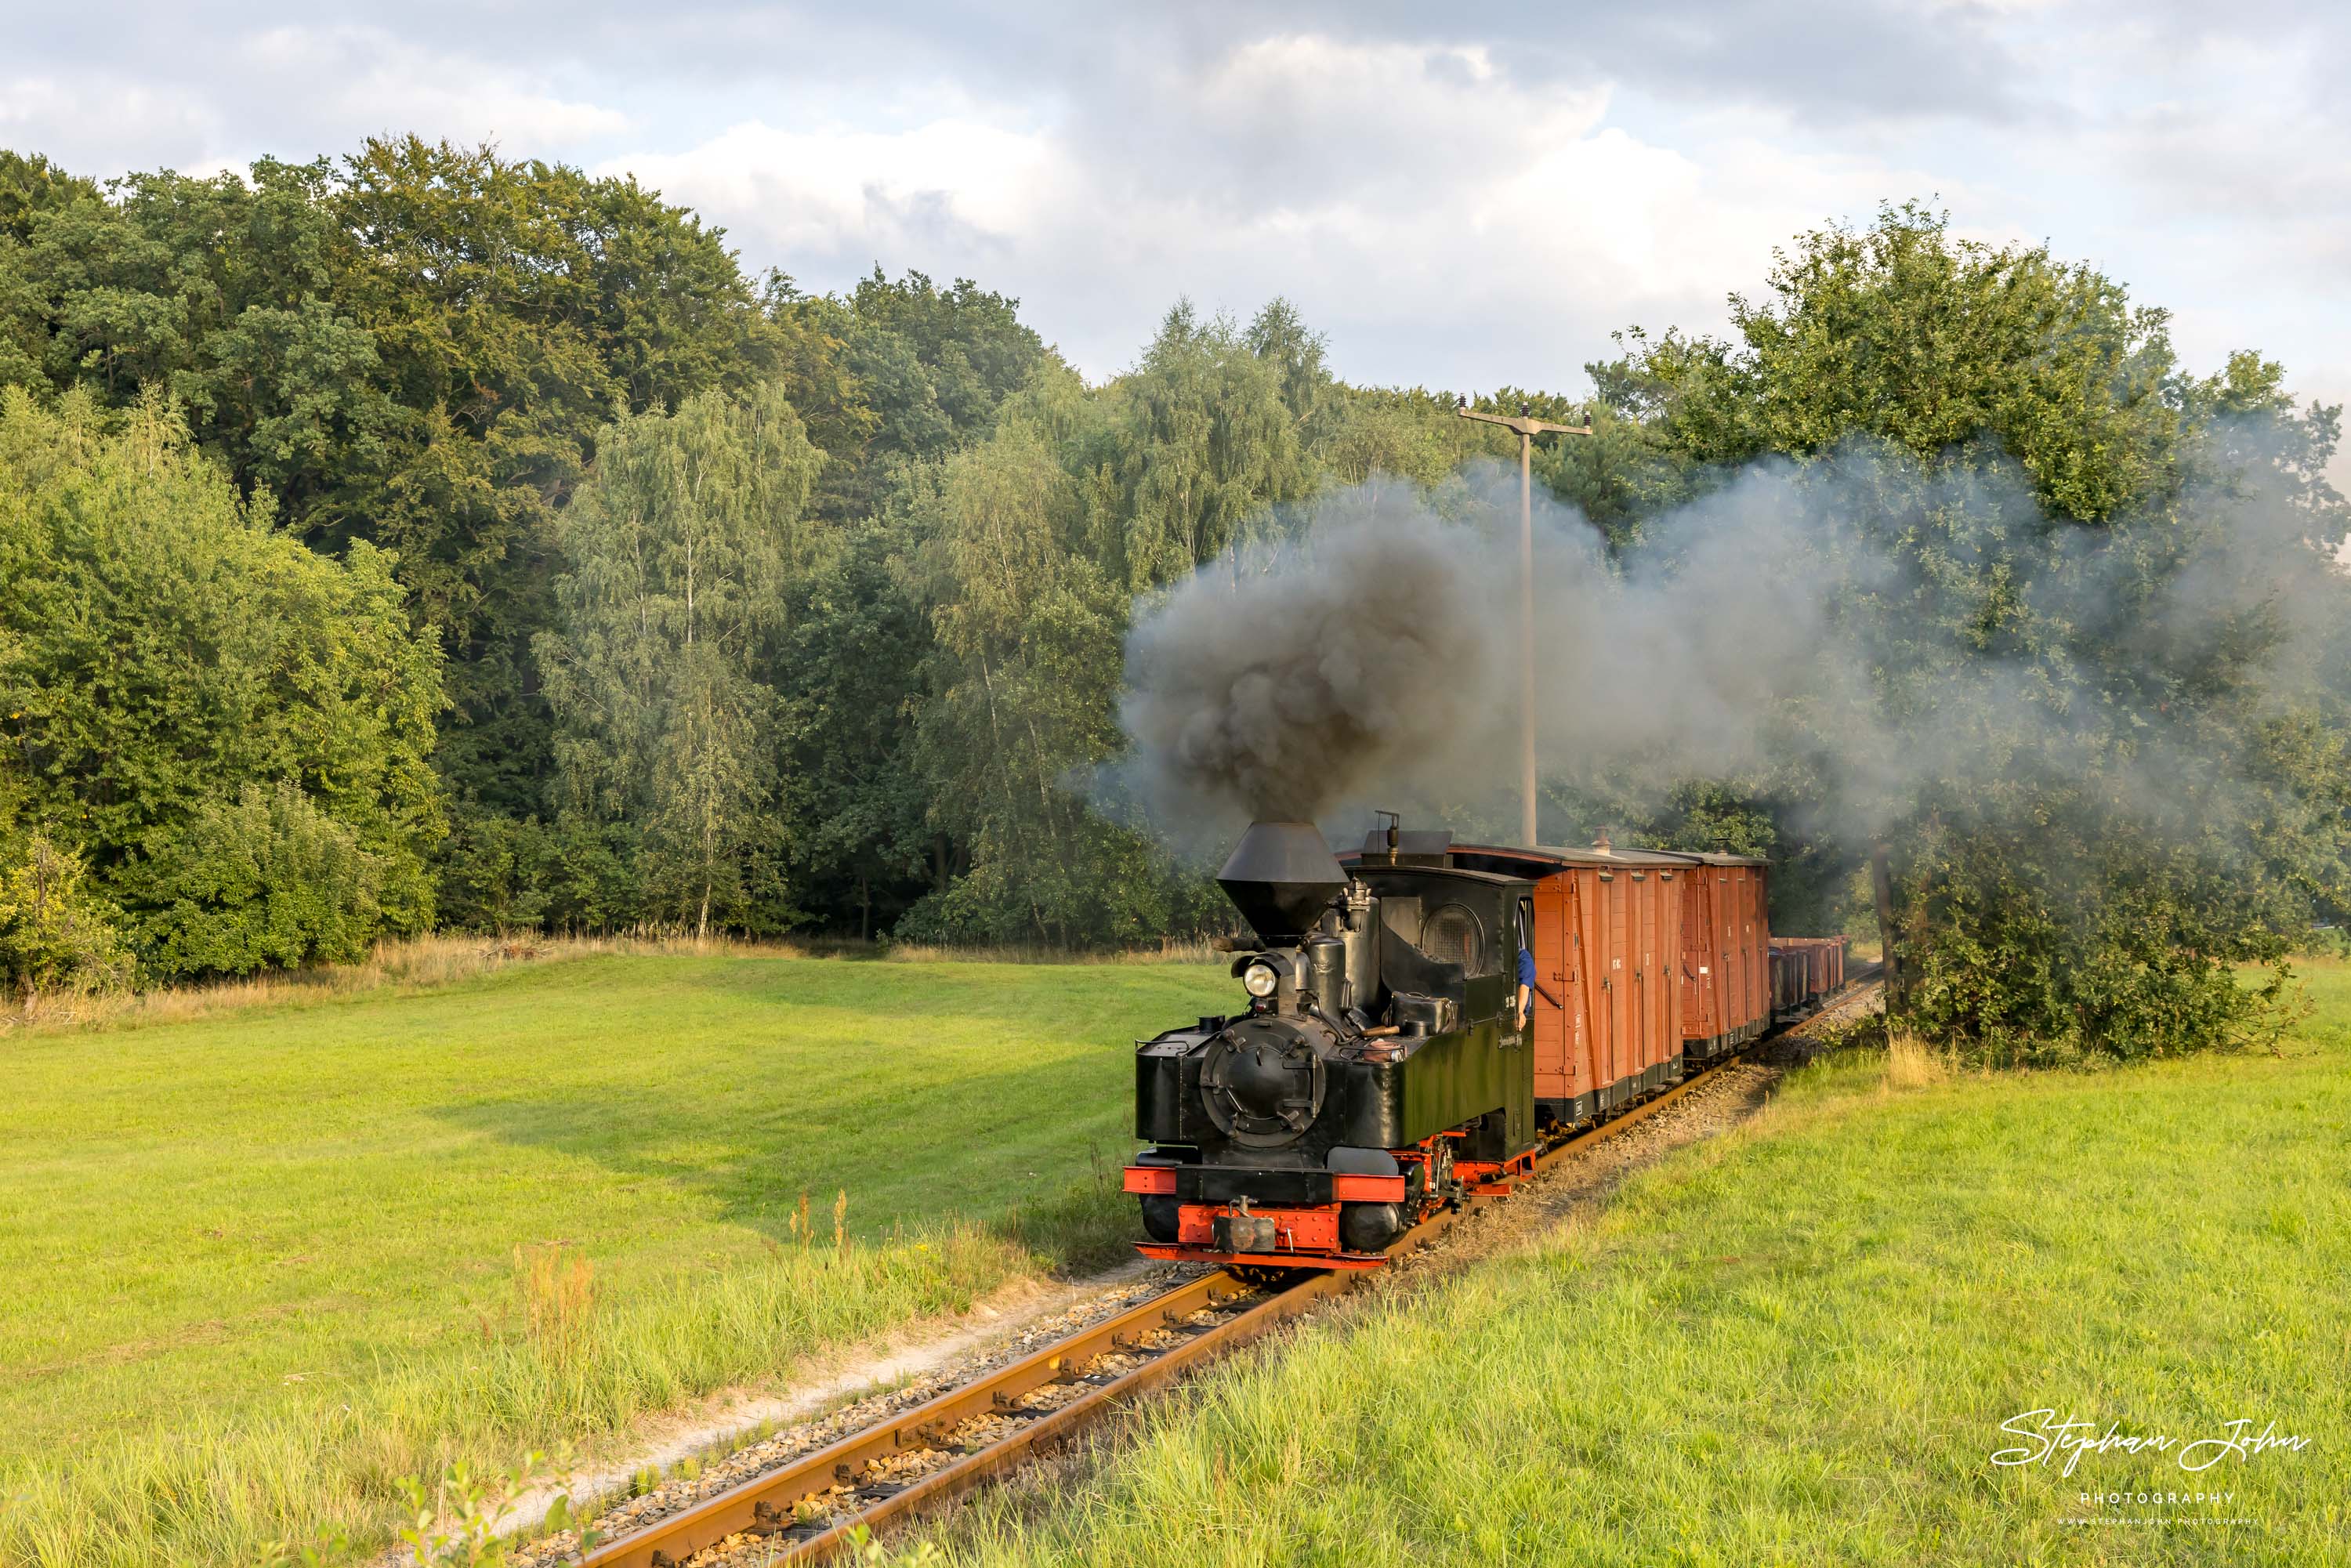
[0,930,1224,1040]
[0,951,1224,1566]
[933,958,2351,1566]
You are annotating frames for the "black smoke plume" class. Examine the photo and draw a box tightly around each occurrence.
[1119,512,1505,823]
[1116,439,2351,863]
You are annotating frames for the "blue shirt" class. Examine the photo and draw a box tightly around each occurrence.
[1517,947,1537,987]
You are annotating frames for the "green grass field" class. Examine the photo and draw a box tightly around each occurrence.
[0,951,1226,1567]
[933,958,2351,1567]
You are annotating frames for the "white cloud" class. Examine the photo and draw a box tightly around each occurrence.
[609,34,1940,391]
[0,74,215,168]
[2,25,629,176]
[610,114,1063,266]
[241,27,635,148]
[0,4,2346,485]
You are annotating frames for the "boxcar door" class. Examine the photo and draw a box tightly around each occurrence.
[1607,873,1636,1101]
[1718,873,1738,1034]
[1658,869,1686,1073]
[1749,871,1770,1023]
[1569,871,1605,1114]
[1722,871,1748,1036]
[1679,872,1712,1045]
[1735,876,1755,1033]
[1529,876,1571,1107]
[1632,875,1657,1088]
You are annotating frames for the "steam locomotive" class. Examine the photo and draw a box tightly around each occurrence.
[1122,818,1819,1273]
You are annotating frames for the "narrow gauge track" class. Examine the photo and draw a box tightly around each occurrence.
[578,973,1882,1568]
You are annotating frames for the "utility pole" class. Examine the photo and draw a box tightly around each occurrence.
[1457,397,1592,847]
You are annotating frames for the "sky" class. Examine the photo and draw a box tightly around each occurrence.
[5,2,2348,487]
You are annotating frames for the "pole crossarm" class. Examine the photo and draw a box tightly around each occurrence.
[1455,407,1593,439]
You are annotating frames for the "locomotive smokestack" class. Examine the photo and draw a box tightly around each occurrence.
[1216,821,1348,944]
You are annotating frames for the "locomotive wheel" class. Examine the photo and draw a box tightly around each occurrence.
[1138,1195,1180,1244]
[1339,1199,1404,1253]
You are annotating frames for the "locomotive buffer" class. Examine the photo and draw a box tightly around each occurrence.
[1456,398,1592,847]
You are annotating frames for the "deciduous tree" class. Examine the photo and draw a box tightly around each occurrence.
[538,382,822,936]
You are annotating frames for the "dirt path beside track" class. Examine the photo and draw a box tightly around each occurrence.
[485,1258,1216,1566]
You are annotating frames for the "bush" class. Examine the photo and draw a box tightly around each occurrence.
[0,389,444,981]
[0,835,133,995]
[125,783,386,980]
[429,807,647,936]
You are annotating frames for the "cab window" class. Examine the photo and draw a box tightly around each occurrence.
[1420,902,1491,977]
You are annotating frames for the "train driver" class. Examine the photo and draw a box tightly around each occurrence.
[1516,942,1536,1028]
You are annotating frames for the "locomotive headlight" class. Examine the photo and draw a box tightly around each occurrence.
[1241,960,1279,998]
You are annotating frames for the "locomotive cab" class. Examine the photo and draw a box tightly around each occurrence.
[1126,821,1539,1270]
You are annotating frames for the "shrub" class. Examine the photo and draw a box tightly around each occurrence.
[125,783,386,980]
[0,389,444,980]
[0,835,133,994]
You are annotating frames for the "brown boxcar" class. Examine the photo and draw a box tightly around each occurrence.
[1768,936,1851,1016]
[1660,851,1771,1063]
[1451,838,1687,1131]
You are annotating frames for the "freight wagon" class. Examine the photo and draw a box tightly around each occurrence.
[1769,936,1850,1023]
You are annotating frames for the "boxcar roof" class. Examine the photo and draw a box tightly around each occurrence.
[1448,842,1698,875]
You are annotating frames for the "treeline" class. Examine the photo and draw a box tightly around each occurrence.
[0,139,1544,981]
[2,143,2346,1063]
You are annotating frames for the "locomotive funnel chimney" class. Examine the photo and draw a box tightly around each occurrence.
[1217,821,1348,943]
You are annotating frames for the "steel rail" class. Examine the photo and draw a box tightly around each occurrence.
[578,976,1883,1567]
[572,1269,1275,1568]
